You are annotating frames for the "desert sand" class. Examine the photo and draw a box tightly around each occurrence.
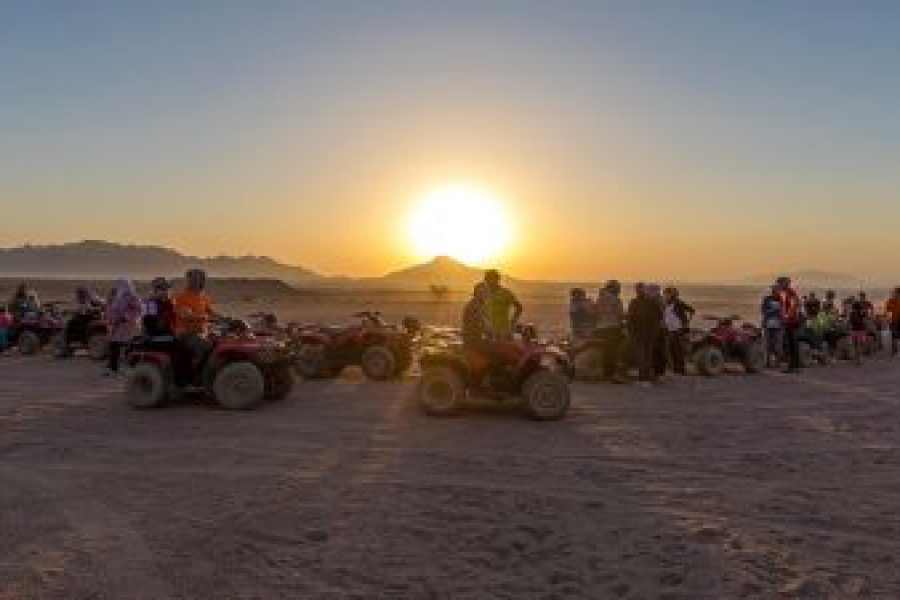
[2,344,899,599]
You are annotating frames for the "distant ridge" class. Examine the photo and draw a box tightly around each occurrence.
[737,270,864,289]
[0,240,320,281]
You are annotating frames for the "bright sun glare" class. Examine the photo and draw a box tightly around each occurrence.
[407,184,513,265]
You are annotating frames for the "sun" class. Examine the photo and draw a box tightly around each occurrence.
[407,183,513,265]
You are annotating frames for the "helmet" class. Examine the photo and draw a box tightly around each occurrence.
[151,277,171,292]
[185,269,207,291]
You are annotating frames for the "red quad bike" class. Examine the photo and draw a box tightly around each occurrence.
[293,311,419,381]
[689,315,766,376]
[417,324,573,420]
[125,318,295,410]
[51,306,109,360]
[11,305,65,356]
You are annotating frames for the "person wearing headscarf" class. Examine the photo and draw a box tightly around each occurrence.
[105,278,142,376]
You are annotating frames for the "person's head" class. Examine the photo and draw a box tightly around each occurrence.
[14,282,27,298]
[603,279,621,296]
[808,291,817,300]
[635,282,646,298]
[776,276,791,290]
[859,291,868,301]
[893,287,900,298]
[664,286,679,301]
[483,269,501,291]
[76,286,90,303]
[826,290,836,300]
[151,277,171,296]
[185,268,207,292]
[114,278,136,300]
[570,288,586,302]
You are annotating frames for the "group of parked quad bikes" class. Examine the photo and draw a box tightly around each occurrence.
[566,312,880,381]
[8,305,573,420]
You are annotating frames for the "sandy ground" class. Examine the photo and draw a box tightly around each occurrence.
[2,351,900,599]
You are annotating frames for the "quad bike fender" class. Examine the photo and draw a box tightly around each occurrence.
[128,351,172,369]
[419,352,471,383]
[517,350,573,384]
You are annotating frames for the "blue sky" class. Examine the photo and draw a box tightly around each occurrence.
[1,1,899,281]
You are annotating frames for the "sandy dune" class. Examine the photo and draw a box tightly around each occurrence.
[1,354,899,599]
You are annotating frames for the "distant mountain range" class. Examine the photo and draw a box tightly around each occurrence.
[736,270,866,289]
[0,240,319,281]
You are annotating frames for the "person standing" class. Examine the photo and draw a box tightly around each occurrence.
[0,307,11,353]
[595,280,625,382]
[627,283,663,385]
[646,284,668,377]
[761,285,784,367]
[569,288,597,341]
[663,287,695,375]
[105,279,142,376]
[777,277,802,373]
[885,287,900,356]
[482,269,522,339]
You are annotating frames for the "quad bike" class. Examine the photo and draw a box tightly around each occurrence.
[292,311,419,381]
[125,318,294,410]
[417,324,573,420]
[10,305,65,356]
[689,315,766,376]
[51,307,109,360]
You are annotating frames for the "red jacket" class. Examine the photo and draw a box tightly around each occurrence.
[780,288,801,328]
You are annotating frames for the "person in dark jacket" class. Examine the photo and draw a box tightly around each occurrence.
[142,277,176,336]
[663,287,695,375]
[777,276,803,373]
[627,283,663,384]
[596,280,625,382]
[569,288,597,340]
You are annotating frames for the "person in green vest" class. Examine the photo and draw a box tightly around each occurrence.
[483,269,522,338]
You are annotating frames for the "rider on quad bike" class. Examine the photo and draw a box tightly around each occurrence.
[417,283,572,420]
[53,286,108,360]
[125,269,294,410]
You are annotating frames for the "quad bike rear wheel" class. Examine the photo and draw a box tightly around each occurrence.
[87,333,109,361]
[213,361,265,410]
[694,344,725,376]
[523,369,570,421]
[127,363,169,409]
[743,341,766,373]
[17,331,41,356]
[835,337,855,361]
[294,344,337,379]
[50,332,69,358]
[572,346,604,382]
[418,366,465,417]
[266,366,294,401]
[360,345,396,381]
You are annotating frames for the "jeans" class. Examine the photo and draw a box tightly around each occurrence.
[107,341,124,372]
[667,329,687,375]
[595,327,623,379]
[765,328,784,366]
[784,327,800,370]
[633,332,658,382]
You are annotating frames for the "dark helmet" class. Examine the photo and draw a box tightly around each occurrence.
[185,268,207,291]
[604,279,621,294]
[570,287,586,300]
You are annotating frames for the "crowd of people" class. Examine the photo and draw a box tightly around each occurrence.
[567,275,900,385]
[2,270,218,376]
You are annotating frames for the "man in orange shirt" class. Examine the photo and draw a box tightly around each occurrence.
[174,269,219,366]
[886,287,900,357]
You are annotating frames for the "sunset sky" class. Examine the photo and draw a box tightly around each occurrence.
[2,1,899,282]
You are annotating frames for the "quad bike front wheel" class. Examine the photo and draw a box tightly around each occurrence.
[213,361,265,410]
[127,363,169,409]
[17,331,42,356]
[87,333,109,361]
[572,346,604,382]
[523,369,570,421]
[743,342,766,373]
[694,344,725,376]
[418,366,465,417]
[360,345,396,381]
[294,344,335,379]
